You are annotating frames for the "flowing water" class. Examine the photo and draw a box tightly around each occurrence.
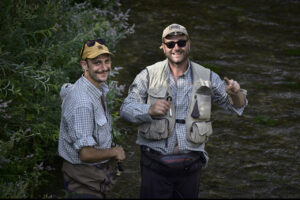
[106,0,300,198]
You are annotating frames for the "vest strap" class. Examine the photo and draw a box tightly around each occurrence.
[175,119,186,124]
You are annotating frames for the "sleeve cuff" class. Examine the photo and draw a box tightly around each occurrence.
[74,136,97,152]
[240,88,248,96]
[230,98,248,116]
[136,104,153,122]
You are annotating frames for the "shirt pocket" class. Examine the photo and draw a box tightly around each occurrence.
[94,105,108,126]
[93,109,109,144]
[95,113,107,127]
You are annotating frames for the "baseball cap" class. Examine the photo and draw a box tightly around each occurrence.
[162,23,189,41]
[80,39,113,60]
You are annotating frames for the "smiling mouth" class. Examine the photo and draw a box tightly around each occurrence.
[172,50,182,54]
[172,52,182,57]
[96,70,110,74]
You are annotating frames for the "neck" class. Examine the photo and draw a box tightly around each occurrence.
[84,73,102,89]
[168,59,189,79]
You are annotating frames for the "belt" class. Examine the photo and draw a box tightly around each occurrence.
[141,146,162,155]
[95,161,109,169]
[141,145,193,155]
[141,146,206,164]
[175,119,185,124]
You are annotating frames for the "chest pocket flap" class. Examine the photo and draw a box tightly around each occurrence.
[94,109,107,127]
[148,87,168,98]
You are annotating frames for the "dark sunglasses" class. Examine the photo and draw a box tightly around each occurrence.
[163,39,188,49]
[80,39,106,59]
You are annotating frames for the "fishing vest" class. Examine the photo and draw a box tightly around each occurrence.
[138,59,213,144]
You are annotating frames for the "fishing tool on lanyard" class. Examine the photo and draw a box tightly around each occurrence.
[111,133,124,176]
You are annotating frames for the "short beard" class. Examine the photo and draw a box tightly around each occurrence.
[168,52,189,66]
[167,46,190,66]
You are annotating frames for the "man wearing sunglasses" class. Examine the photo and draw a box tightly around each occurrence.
[58,39,126,198]
[120,23,248,198]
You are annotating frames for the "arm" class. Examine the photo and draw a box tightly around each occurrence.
[211,72,248,115]
[120,69,153,123]
[120,69,171,122]
[73,106,125,163]
[224,77,246,109]
[79,146,125,163]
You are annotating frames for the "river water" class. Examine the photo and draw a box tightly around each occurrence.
[107,0,300,198]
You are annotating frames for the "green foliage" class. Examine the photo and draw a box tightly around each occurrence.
[0,0,134,198]
[0,179,28,198]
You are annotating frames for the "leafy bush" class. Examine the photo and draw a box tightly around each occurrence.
[0,0,134,198]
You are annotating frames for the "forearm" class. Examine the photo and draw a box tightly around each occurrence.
[79,146,121,163]
[229,89,246,109]
[211,72,248,115]
[120,99,152,123]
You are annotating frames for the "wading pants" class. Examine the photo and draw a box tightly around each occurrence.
[62,160,117,199]
[140,146,205,199]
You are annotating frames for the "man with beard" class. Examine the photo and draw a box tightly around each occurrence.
[120,24,248,198]
[58,39,125,198]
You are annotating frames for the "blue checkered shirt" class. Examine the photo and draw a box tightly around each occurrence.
[120,60,248,162]
[58,76,112,164]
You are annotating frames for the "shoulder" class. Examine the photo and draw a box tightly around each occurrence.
[146,59,168,71]
[190,61,211,81]
[146,59,168,80]
[66,82,93,109]
[60,83,74,100]
[210,70,222,83]
[190,61,210,72]
[131,59,168,85]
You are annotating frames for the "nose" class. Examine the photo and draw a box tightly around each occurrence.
[102,63,111,71]
[101,64,108,72]
[173,43,180,50]
[102,63,108,69]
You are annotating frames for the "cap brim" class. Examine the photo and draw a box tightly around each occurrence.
[86,51,114,59]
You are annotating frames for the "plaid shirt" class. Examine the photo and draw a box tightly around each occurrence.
[120,59,248,162]
[58,76,112,164]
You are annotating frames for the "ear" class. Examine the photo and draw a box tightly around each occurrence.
[80,60,88,71]
[161,43,166,54]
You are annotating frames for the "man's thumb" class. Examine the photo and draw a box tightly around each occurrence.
[224,77,229,85]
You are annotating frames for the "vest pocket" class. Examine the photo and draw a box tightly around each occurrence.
[147,87,168,104]
[194,86,211,120]
[187,121,212,144]
[138,118,169,140]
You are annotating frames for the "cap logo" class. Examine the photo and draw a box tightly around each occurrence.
[97,45,103,50]
[170,24,181,30]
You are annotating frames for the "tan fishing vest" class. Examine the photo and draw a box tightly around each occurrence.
[138,59,213,144]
